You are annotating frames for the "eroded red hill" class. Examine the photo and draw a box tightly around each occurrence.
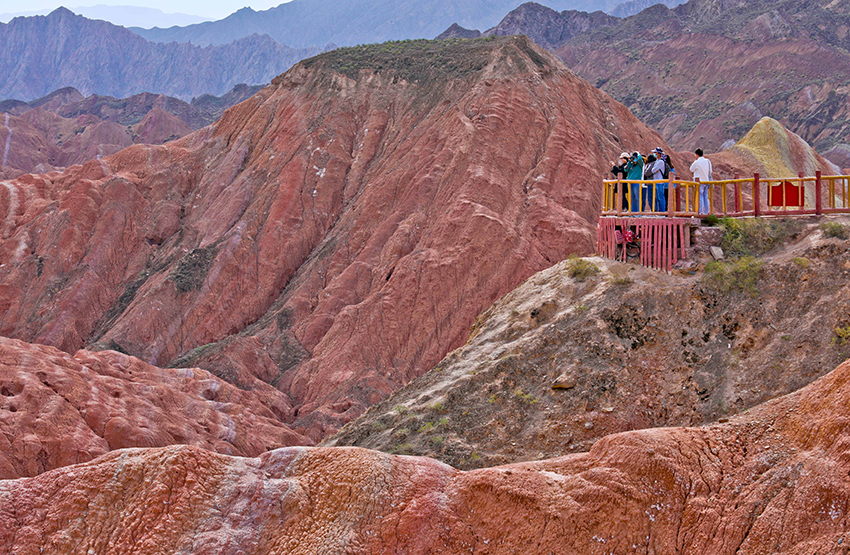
[0,337,309,479]
[0,36,676,443]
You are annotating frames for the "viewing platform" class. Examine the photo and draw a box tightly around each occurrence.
[598,172,850,271]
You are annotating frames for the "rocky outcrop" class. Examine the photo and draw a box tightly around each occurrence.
[0,8,316,100]
[435,23,482,40]
[484,2,619,49]
[3,356,850,553]
[0,336,310,480]
[330,218,850,468]
[823,144,850,171]
[0,36,675,443]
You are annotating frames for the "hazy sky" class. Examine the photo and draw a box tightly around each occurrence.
[0,1,290,21]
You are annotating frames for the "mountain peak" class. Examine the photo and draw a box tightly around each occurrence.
[46,6,77,18]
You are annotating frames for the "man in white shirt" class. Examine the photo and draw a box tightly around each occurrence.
[689,148,713,214]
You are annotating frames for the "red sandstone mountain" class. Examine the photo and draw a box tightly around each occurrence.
[0,85,262,177]
[3,356,850,553]
[0,36,679,444]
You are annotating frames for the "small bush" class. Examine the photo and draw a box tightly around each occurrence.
[392,443,413,454]
[514,388,539,405]
[703,256,764,297]
[609,274,634,286]
[566,255,600,281]
[792,257,811,268]
[169,245,219,293]
[834,325,850,346]
[820,221,849,239]
[418,422,436,433]
[720,217,801,257]
[701,214,721,226]
[393,404,408,415]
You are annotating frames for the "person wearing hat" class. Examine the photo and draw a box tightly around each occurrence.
[649,147,674,211]
[624,151,644,212]
[610,152,630,211]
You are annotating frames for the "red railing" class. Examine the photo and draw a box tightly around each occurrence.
[602,172,850,217]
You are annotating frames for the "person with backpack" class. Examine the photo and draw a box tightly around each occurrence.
[650,147,674,211]
[642,152,657,211]
[625,151,644,212]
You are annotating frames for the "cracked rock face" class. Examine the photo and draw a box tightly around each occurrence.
[3,357,850,554]
[0,36,674,443]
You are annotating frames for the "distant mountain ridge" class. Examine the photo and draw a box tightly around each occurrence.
[439,0,850,153]
[131,0,625,48]
[609,0,686,18]
[0,5,211,27]
[437,2,619,49]
[0,8,316,101]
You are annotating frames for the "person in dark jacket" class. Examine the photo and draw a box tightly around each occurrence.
[651,147,674,211]
[610,152,630,210]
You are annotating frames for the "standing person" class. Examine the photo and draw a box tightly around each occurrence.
[643,152,657,211]
[625,152,644,212]
[651,147,672,212]
[610,152,629,210]
[689,148,713,215]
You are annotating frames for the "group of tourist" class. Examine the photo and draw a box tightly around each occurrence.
[610,148,713,214]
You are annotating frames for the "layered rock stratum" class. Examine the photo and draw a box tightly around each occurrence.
[3,355,850,553]
[710,116,842,179]
[0,36,676,444]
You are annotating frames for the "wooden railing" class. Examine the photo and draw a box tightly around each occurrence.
[602,172,850,217]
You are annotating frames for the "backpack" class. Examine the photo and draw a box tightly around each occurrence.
[661,155,673,179]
